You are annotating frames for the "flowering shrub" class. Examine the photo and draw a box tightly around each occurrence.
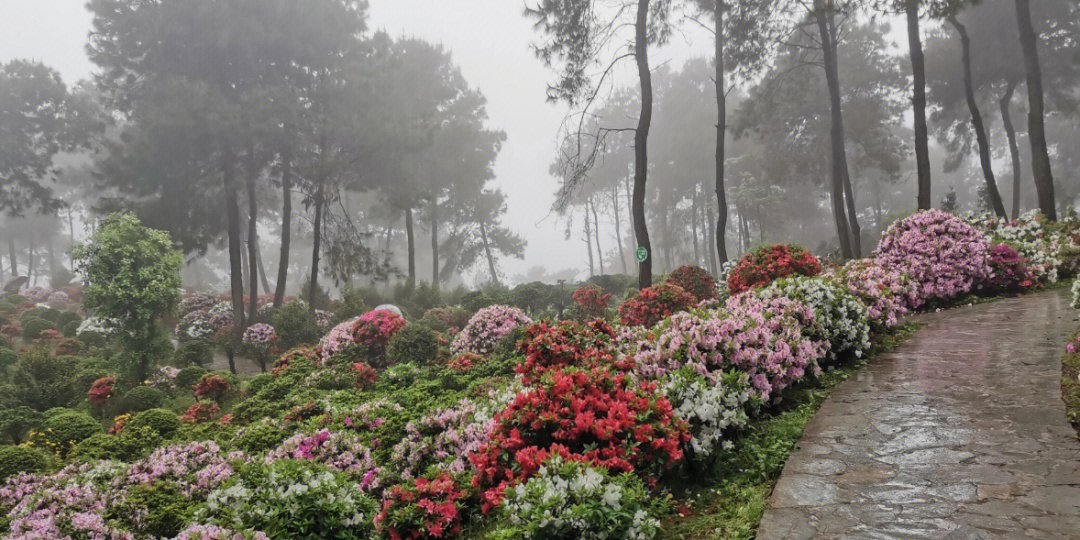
[986,244,1034,291]
[352,362,378,389]
[826,260,915,328]
[174,524,270,540]
[470,359,688,512]
[352,309,408,352]
[147,366,181,392]
[665,265,718,303]
[374,473,466,540]
[120,441,237,496]
[318,318,360,361]
[241,323,279,372]
[420,307,471,334]
[87,376,115,409]
[451,305,532,356]
[874,209,992,302]
[265,430,379,490]
[661,368,753,461]
[197,459,377,540]
[182,402,221,424]
[981,211,1066,284]
[447,352,485,372]
[391,399,491,480]
[617,282,697,327]
[272,347,318,377]
[1072,277,1080,310]
[571,285,612,318]
[516,318,623,385]
[193,375,232,403]
[179,292,220,318]
[727,244,821,295]
[758,277,871,363]
[495,455,664,540]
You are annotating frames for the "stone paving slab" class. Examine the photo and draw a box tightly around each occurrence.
[757,289,1080,539]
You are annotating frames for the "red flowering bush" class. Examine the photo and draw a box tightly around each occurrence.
[273,347,319,377]
[193,374,232,403]
[108,414,130,435]
[665,265,718,303]
[447,352,485,372]
[515,319,625,385]
[352,309,408,349]
[571,285,612,318]
[0,324,21,339]
[54,338,82,356]
[986,244,1034,291]
[352,362,378,389]
[470,360,688,512]
[617,283,697,327]
[181,402,219,424]
[87,376,115,409]
[374,473,466,540]
[727,244,821,295]
[285,401,324,424]
[34,329,64,344]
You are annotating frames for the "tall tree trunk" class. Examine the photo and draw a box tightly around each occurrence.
[1000,80,1023,219]
[27,244,35,285]
[479,221,500,286]
[1014,0,1056,220]
[713,0,729,264]
[841,167,861,256]
[707,203,718,275]
[46,238,56,285]
[590,197,604,274]
[430,200,439,289]
[8,238,16,278]
[255,243,271,294]
[815,0,854,258]
[274,150,292,308]
[691,193,701,265]
[949,17,1007,218]
[223,145,245,369]
[246,147,259,321]
[584,207,595,276]
[907,0,932,211]
[633,0,654,289]
[612,183,628,274]
[309,177,325,310]
[405,207,416,287]
[67,205,76,272]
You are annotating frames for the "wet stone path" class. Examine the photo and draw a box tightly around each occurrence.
[757,288,1080,539]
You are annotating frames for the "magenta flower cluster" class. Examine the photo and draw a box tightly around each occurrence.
[451,305,532,355]
[874,210,992,302]
[265,430,380,491]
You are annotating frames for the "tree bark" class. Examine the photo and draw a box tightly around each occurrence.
[66,205,75,272]
[999,80,1023,219]
[815,0,854,258]
[590,197,604,274]
[273,150,292,308]
[430,200,439,289]
[949,17,1007,218]
[584,206,595,276]
[612,183,628,274]
[223,145,245,358]
[633,0,654,288]
[405,207,415,287]
[830,10,861,257]
[255,243,271,294]
[308,176,324,310]
[246,146,260,321]
[907,0,932,211]
[707,202,718,275]
[713,0,730,264]
[479,221,500,286]
[1014,0,1056,220]
[8,238,16,278]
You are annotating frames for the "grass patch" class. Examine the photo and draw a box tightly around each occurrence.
[659,321,922,540]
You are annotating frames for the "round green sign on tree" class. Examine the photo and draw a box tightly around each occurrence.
[635,247,648,262]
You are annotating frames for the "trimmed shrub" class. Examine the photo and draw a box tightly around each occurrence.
[20,316,56,340]
[39,410,102,452]
[231,420,288,454]
[270,300,321,349]
[387,323,440,366]
[874,209,992,302]
[245,373,273,396]
[118,386,167,414]
[174,340,214,368]
[665,265,718,303]
[176,365,209,391]
[0,406,44,444]
[452,305,532,356]
[0,445,53,481]
[11,349,78,410]
[617,282,696,327]
[727,244,822,295]
[419,307,470,333]
[127,408,182,437]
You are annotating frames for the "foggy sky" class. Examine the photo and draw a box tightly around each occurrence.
[0,0,720,282]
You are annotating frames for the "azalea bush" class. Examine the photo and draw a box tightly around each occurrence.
[758,276,871,364]
[874,209,992,303]
[494,455,664,540]
[516,318,621,385]
[86,376,115,409]
[193,374,233,403]
[352,309,408,362]
[661,368,753,463]
[571,284,612,318]
[979,211,1068,284]
[390,399,491,480]
[374,473,467,540]
[265,430,379,490]
[318,318,361,361]
[665,265,718,303]
[470,358,688,512]
[826,259,915,329]
[986,243,1034,292]
[451,305,532,356]
[727,244,821,295]
[241,323,279,373]
[617,282,697,327]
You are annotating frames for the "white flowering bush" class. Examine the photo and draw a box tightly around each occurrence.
[758,276,871,364]
[494,455,665,540]
[981,210,1065,284]
[76,316,119,344]
[661,368,753,461]
[197,460,376,540]
[1072,277,1080,310]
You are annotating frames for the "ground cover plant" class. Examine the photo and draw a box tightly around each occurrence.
[0,210,1077,540]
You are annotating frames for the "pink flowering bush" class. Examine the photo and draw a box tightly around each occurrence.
[241,323,279,372]
[173,524,270,540]
[352,310,408,349]
[318,318,360,361]
[874,209,992,303]
[390,399,492,480]
[826,259,917,328]
[451,305,532,356]
[986,243,1034,292]
[265,430,380,491]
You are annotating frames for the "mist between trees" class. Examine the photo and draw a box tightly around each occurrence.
[1,0,1078,302]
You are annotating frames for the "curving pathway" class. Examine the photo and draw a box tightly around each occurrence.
[757,288,1080,539]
